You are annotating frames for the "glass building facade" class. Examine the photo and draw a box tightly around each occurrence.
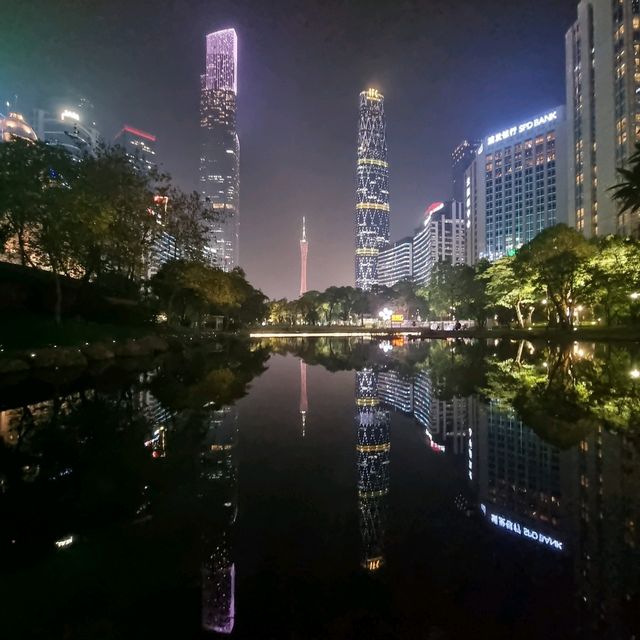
[355,89,390,291]
[465,107,567,264]
[200,28,240,271]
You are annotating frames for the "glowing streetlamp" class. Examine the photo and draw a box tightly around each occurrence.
[630,369,640,379]
[378,307,392,327]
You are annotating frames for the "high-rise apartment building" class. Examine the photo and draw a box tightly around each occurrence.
[200,28,240,271]
[355,88,390,290]
[376,237,412,288]
[465,107,567,264]
[413,201,466,286]
[566,0,640,237]
[452,139,481,202]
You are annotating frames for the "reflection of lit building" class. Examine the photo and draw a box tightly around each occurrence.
[200,28,240,271]
[355,369,390,571]
[355,89,390,291]
[474,399,566,550]
[0,112,38,143]
[377,370,413,413]
[201,406,238,634]
[138,386,173,459]
[570,427,640,638]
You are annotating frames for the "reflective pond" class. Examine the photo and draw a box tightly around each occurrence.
[1,337,639,639]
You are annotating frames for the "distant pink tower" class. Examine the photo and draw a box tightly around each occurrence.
[299,216,308,296]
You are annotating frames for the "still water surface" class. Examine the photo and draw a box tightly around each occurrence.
[0,337,639,639]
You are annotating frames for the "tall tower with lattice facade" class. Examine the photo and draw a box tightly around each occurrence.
[355,369,390,571]
[355,88,390,290]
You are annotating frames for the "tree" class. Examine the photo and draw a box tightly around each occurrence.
[0,139,74,267]
[583,235,640,325]
[427,261,476,320]
[609,141,640,237]
[319,286,343,324]
[518,224,593,329]
[483,255,541,328]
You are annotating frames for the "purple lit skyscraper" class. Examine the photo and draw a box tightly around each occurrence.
[200,28,240,270]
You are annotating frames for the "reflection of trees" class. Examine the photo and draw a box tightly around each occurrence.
[483,342,640,447]
[0,339,269,554]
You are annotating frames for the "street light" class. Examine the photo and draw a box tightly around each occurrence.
[378,307,392,328]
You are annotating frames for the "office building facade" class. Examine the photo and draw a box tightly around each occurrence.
[200,28,240,271]
[566,0,640,237]
[452,139,481,202]
[32,98,100,159]
[465,107,567,264]
[355,88,390,291]
[114,124,157,173]
[413,201,466,286]
[376,237,412,288]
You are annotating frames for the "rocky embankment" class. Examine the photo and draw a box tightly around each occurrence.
[0,334,176,376]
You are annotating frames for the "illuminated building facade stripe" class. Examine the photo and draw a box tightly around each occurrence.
[355,88,390,291]
[200,28,240,271]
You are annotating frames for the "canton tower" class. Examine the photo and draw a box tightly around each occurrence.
[200,28,240,271]
[355,89,390,290]
[299,216,308,296]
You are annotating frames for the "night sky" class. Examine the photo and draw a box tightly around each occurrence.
[2,0,577,299]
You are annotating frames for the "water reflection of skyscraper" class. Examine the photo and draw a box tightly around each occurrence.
[355,369,390,572]
[201,407,238,634]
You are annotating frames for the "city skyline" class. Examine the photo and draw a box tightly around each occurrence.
[1,0,577,298]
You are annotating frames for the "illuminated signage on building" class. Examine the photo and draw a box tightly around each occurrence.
[480,504,564,551]
[486,110,558,147]
[61,109,80,122]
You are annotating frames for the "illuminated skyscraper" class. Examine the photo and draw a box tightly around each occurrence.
[200,28,240,271]
[355,369,390,571]
[355,89,390,290]
[299,216,308,296]
[566,1,640,237]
